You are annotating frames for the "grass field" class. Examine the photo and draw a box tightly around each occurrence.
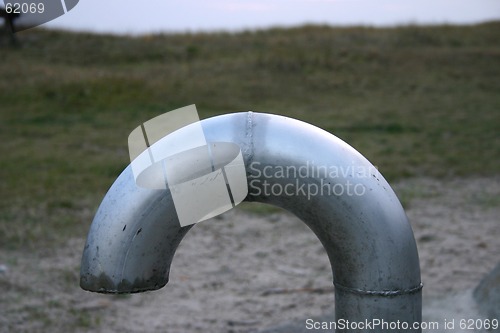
[1,23,499,250]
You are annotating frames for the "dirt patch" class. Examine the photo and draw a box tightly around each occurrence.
[0,177,498,333]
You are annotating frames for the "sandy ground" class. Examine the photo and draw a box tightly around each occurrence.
[0,177,499,333]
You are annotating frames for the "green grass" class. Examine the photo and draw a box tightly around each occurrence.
[1,23,499,249]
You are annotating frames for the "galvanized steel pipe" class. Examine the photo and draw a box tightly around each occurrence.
[80,112,422,331]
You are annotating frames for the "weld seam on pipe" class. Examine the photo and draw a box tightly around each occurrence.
[334,282,423,297]
[244,111,254,163]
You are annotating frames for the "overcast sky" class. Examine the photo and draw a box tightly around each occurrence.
[5,0,500,35]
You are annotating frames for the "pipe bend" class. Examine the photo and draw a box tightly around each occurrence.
[81,112,422,328]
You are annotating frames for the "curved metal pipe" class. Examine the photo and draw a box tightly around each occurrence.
[80,112,422,330]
